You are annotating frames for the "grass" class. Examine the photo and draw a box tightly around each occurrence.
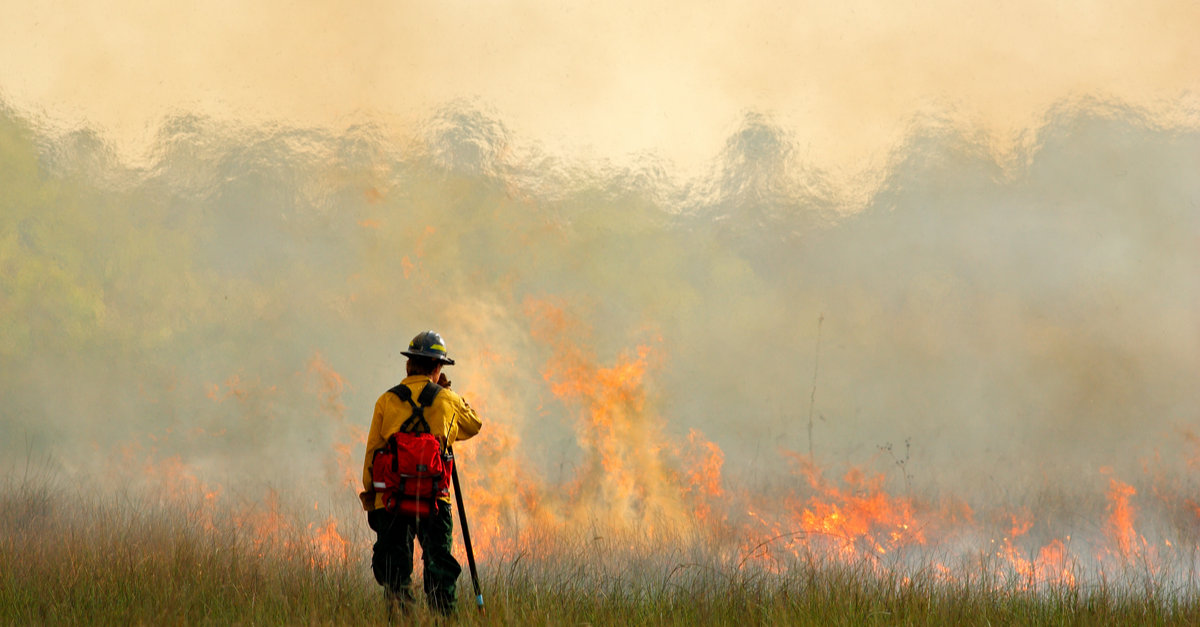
[4,473,1200,626]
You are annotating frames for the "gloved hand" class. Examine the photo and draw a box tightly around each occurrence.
[437,372,452,389]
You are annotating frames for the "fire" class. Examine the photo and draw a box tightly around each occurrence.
[784,456,920,560]
[454,418,547,557]
[309,517,349,566]
[680,429,726,524]
[438,299,1160,590]
[127,447,357,567]
[444,297,709,566]
[1106,477,1140,559]
[1035,539,1076,587]
[526,297,684,529]
[100,299,1200,594]
[991,509,1075,589]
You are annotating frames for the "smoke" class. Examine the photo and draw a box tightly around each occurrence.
[0,95,1197,512]
[4,0,1197,176]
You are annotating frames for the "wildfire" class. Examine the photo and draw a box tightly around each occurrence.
[681,429,726,524]
[990,508,1076,588]
[439,300,1172,590]
[1106,477,1141,559]
[309,517,349,566]
[105,299,1194,593]
[525,297,687,529]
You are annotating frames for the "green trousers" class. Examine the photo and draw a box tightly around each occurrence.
[368,503,461,614]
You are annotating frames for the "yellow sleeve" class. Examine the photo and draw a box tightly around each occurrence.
[360,395,387,511]
[452,394,482,442]
[433,388,482,444]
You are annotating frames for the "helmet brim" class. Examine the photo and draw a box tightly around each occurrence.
[401,349,455,366]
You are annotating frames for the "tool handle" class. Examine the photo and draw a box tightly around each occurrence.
[451,450,484,612]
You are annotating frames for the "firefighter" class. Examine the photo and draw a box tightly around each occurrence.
[360,330,483,616]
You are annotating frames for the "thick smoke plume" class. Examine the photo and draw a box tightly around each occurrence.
[1,97,1198,580]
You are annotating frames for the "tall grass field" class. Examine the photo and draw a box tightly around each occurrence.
[6,462,1200,627]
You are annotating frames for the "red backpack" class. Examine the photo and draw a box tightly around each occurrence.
[371,382,454,517]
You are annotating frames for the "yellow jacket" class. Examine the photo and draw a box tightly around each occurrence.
[359,375,483,511]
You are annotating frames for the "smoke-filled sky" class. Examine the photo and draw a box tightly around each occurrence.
[1,1,1198,503]
[2,0,1197,172]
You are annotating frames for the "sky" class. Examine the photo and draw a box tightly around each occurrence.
[2,0,1197,173]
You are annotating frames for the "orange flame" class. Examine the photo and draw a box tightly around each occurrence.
[681,429,726,524]
[526,297,683,529]
[104,298,1200,592]
[1106,478,1140,559]
[309,517,349,566]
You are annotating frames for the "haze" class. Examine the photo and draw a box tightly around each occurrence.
[1,0,1198,507]
[2,0,1197,172]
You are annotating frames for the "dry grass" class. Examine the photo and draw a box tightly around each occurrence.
[3,472,1200,626]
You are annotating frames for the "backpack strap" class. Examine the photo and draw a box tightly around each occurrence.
[417,381,442,408]
[388,381,443,435]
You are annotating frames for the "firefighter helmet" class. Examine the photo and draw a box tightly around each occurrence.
[401,330,456,365]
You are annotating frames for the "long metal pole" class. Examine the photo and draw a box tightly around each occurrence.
[450,449,484,613]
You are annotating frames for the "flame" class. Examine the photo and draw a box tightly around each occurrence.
[309,517,349,566]
[1105,477,1140,559]
[1035,539,1076,587]
[1009,509,1034,538]
[737,451,924,562]
[441,299,1134,590]
[680,429,726,524]
[526,297,683,529]
[97,299,1200,593]
[984,507,1078,588]
[445,297,703,566]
